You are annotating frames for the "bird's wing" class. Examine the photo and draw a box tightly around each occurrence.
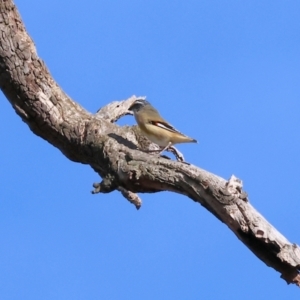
[149,120,183,135]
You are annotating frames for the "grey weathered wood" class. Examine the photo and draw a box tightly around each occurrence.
[0,0,299,286]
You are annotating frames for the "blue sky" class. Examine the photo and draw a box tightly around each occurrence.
[1,0,300,299]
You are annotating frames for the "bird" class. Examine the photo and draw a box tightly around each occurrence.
[128,99,197,155]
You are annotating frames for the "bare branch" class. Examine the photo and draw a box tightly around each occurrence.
[117,187,142,210]
[0,0,299,286]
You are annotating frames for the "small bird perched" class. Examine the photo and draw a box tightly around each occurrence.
[129,99,197,156]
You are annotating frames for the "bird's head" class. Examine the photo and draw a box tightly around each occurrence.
[128,99,150,113]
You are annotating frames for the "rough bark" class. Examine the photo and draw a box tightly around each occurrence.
[1,0,300,286]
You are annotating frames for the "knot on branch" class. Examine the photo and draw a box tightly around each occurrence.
[276,243,300,286]
[200,175,248,205]
[117,186,142,210]
[221,175,248,203]
[91,174,117,194]
[91,174,142,210]
[277,244,300,268]
[95,95,143,123]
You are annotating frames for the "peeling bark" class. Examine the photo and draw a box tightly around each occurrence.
[0,0,299,286]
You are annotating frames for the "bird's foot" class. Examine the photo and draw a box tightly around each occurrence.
[166,146,185,162]
[142,144,185,162]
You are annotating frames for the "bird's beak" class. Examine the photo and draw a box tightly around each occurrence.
[128,102,135,111]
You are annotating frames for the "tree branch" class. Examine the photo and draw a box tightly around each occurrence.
[0,0,299,286]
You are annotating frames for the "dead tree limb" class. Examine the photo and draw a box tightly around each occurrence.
[0,0,299,286]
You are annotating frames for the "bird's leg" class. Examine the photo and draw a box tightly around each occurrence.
[158,142,172,155]
[144,143,172,154]
[159,143,186,162]
[144,143,185,162]
[142,147,171,160]
[167,146,185,162]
